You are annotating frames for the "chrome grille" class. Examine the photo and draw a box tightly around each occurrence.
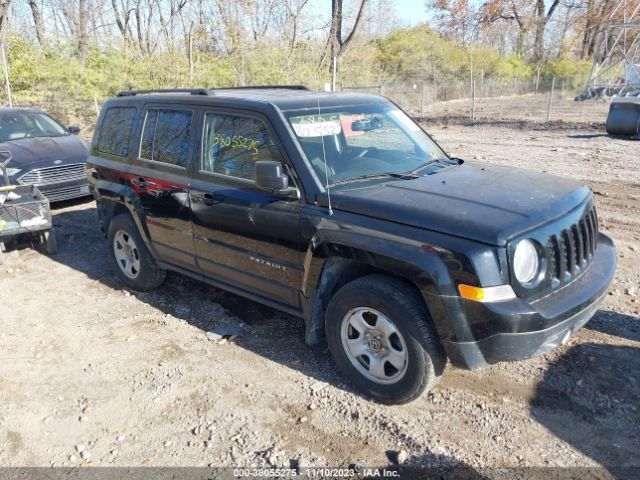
[41,185,90,202]
[548,206,598,285]
[18,163,86,186]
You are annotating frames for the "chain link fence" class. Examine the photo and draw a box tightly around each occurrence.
[0,76,611,137]
[343,77,610,125]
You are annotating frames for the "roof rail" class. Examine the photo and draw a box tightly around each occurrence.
[212,85,309,91]
[115,85,310,98]
[116,88,210,97]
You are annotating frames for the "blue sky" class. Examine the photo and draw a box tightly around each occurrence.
[394,0,430,25]
[306,0,430,29]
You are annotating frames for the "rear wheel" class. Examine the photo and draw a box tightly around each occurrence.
[107,214,166,291]
[325,274,446,404]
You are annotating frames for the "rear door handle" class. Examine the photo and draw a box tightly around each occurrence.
[131,177,157,188]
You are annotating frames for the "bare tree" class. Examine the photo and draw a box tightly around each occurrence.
[270,0,311,64]
[327,0,370,83]
[0,0,11,37]
[245,0,278,43]
[157,0,188,50]
[478,0,532,56]
[78,0,89,62]
[29,0,45,46]
[532,0,561,60]
[53,0,91,61]
[430,0,480,45]
[133,0,158,54]
[112,0,133,42]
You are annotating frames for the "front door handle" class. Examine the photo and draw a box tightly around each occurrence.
[131,177,157,188]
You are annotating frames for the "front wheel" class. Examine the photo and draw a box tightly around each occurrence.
[107,214,166,291]
[325,274,446,404]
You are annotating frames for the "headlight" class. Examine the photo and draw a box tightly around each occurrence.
[513,239,539,284]
[4,167,21,176]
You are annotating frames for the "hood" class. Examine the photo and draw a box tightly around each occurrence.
[328,162,591,246]
[0,135,89,168]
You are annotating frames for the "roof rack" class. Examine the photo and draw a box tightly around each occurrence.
[213,85,309,91]
[116,85,310,97]
[116,88,210,97]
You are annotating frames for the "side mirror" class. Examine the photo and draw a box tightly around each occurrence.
[255,161,299,199]
[67,125,81,135]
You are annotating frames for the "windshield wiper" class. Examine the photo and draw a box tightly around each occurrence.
[409,156,461,175]
[331,171,419,186]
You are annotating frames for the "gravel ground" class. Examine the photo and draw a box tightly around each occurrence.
[0,123,638,476]
[423,94,611,124]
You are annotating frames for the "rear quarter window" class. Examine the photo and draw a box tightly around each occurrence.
[139,108,192,168]
[97,107,137,157]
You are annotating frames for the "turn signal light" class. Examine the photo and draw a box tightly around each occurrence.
[458,284,515,303]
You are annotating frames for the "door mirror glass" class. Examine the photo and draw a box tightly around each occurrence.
[67,125,81,135]
[255,161,298,199]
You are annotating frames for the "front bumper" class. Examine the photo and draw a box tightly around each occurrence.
[442,233,616,370]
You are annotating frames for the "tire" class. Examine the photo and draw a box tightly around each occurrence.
[107,213,166,291]
[42,229,58,255]
[325,274,446,404]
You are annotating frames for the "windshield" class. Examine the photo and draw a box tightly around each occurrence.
[0,111,67,142]
[285,103,449,185]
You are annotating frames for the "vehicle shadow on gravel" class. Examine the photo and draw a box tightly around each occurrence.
[585,310,640,342]
[531,335,640,471]
[49,204,354,394]
[49,195,95,211]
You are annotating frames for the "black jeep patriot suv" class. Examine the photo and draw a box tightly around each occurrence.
[87,86,616,404]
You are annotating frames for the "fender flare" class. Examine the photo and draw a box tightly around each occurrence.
[302,229,461,346]
[94,178,157,257]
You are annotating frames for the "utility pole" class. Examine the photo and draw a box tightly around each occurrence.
[331,56,337,92]
[471,79,476,120]
[546,77,556,122]
[1,43,11,108]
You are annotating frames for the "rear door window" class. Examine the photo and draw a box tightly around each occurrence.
[97,107,137,157]
[201,113,283,181]
[139,108,192,168]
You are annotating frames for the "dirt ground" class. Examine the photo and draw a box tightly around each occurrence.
[424,94,612,125]
[0,122,638,475]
